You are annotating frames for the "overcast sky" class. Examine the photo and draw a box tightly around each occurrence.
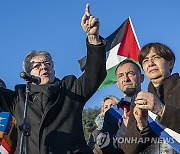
[0,1,179,108]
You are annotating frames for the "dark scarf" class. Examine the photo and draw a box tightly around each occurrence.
[29,78,61,112]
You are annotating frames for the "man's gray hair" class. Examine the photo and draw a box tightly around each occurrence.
[23,50,54,73]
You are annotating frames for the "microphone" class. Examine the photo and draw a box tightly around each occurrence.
[20,71,41,85]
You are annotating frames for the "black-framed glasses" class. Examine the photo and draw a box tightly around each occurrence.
[31,61,53,70]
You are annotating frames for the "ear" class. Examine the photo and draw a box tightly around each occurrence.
[169,60,174,70]
[116,80,119,88]
[140,74,144,83]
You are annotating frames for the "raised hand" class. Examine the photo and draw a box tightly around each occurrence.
[81,4,101,45]
[134,91,165,117]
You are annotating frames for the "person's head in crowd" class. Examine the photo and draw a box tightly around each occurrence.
[95,95,120,130]
[115,59,144,97]
[139,42,175,87]
[101,95,120,114]
[23,50,55,85]
[0,79,6,88]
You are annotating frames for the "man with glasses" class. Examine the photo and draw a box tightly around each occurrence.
[0,4,106,154]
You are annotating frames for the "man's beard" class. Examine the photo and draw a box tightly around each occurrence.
[123,88,136,97]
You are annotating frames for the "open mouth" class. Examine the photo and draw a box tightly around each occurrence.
[42,72,49,77]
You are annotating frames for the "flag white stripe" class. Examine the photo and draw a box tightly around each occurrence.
[106,43,127,69]
[128,17,141,50]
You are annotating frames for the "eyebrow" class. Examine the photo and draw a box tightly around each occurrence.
[117,70,135,75]
[32,60,50,63]
[144,54,160,59]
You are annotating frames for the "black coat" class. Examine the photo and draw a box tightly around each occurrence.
[0,40,106,154]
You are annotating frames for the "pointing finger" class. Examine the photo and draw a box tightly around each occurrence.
[85,4,90,16]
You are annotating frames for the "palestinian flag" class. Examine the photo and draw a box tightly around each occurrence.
[78,17,140,89]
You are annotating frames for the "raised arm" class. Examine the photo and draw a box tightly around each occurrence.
[65,4,106,103]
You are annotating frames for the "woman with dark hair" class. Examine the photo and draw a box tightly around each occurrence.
[121,42,180,154]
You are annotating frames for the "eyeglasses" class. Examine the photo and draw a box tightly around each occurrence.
[30,61,53,70]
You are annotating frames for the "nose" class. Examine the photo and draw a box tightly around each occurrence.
[148,58,155,67]
[123,74,130,82]
[40,63,48,69]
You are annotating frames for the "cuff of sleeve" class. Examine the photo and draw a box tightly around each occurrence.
[86,35,106,47]
[136,123,150,135]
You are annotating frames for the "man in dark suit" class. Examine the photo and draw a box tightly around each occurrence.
[92,59,144,154]
[0,4,106,154]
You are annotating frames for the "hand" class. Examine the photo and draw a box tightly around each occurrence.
[134,91,165,117]
[133,106,148,131]
[122,108,130,127]
[81,4,101,45]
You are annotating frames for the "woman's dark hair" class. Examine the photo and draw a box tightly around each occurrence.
[138,42,175,72]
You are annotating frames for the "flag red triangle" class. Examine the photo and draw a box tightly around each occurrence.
[117,19,140,61]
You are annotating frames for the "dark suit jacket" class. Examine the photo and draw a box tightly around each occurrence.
[102,107,120,135]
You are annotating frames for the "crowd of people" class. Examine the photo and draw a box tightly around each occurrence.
[0,3,180,154]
